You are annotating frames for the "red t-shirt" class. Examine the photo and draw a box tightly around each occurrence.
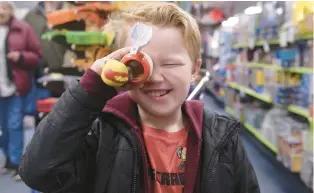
[143,125,188,193]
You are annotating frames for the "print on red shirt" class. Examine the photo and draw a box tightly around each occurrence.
[143,125,188,193]
[176,146,187,171]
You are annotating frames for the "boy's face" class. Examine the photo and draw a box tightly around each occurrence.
[125,25,200,117]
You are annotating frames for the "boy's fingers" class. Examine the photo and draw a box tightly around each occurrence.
[95,47,132,68]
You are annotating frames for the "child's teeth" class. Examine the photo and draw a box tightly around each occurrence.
[147,91,167,97]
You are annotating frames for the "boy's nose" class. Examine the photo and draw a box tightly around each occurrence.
[147,68,164,83]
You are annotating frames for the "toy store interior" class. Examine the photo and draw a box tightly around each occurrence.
[1,1,313,193]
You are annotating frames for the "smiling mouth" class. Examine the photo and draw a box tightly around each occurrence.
[144,89,172,98]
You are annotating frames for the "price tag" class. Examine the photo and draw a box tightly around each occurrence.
[263,41,270,53]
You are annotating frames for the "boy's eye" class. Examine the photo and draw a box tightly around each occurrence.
[163,64,181,67]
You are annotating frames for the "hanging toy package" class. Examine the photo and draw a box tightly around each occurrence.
[101,23,153,87]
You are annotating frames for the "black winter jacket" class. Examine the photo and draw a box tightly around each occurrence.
[19,71,260,193]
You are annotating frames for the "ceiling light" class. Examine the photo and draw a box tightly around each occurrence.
[221,16,239,28]
[244,6,262,15]
[276,7,283,15]
[211,40,219,49]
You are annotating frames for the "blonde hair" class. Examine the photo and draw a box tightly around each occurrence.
[103,2,201,63]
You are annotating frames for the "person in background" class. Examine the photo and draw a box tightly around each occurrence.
[23,1,65,126]
[0,1,41,181]
[24,1,66,71]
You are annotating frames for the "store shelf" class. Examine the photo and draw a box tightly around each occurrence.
[288,105,313,123]
[232,39,279,49]
[232,33,313,49]
[224,105,278,153]
[226,82,313,128]
[227,82,272,103]
[295,32,314,41]
[288,67,313,74]
[246,62,281,70]
[246,62,313,74]
[243,123,278,153]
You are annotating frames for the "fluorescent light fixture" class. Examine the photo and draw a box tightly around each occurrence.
[222,16,239,27]
[211,40,219,49]
[276,7,283,15]
[244,6,262,15]
[228,16,239,25]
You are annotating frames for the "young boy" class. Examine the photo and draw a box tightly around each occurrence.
[19,2,260,193]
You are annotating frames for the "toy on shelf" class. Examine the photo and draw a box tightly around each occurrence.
[292,2,314,36]
[43,2,120,71]
[73,45,113,70]
[42,31,115,70]
[46,2,117,30]
[42,31,114,46]
[300,150,313,190]
[274,49,296,68]
[37,98,58,113]
[296,40,313,68]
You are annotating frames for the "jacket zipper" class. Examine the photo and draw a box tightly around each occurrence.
[202,122,241,191]
[114,122,140,193]
[132,141,139,193]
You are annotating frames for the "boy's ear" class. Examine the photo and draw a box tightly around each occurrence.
[192,59,202,75]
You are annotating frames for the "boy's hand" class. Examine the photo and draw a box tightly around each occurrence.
[90,47,131,75]
[90,47,142,91]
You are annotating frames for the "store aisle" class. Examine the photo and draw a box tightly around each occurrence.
[202,93,310,193]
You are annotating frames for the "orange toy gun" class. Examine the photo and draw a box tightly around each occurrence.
[46,2,117,28]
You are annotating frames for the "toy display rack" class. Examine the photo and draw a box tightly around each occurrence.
[232,32,313,49]
[225,80,313,153]
[36,2,120,116]
[42,2,119,71]
[226,31,314,154]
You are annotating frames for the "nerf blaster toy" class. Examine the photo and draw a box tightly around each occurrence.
[42,31,115,70]
[42,30,115,47]
[46,2,117,28]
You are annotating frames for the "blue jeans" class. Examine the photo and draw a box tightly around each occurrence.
[24,78,51,116]
[0,95,24,165]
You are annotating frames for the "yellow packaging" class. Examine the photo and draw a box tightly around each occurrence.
[256,70,265,85]
[293,2,314,34]
[291,154,303,172]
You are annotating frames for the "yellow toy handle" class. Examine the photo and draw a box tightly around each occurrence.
[100,52,153,87]
[101,59,129,87]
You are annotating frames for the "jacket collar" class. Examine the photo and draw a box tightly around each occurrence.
[103,92,204,141]
[103,92,204,193]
